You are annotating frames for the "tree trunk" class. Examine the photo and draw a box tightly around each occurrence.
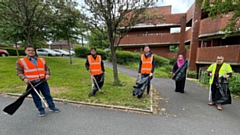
[15,42,19,57]
[81,36,84,47]
[67,39,73,64]
[109,37,119,85]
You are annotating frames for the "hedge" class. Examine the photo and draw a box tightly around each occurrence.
[74,47,107,60]
[3,48,25,56]
[107,51,170,67]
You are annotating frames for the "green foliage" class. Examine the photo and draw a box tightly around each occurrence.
[154,55,170,67]
[0,57,151,109]
[3,48,25,56]
[187,70,197,78]
[198,0,240,37]
[75,47,90,58]
[198,70,240,95]
[107,51,170,67]
[86,29,109,49]
[74,47,107,60]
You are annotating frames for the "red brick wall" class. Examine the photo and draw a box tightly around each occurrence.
[199,12,233,35]
[186,2,195,22]
[185,28,192,42]
[119,33,180,45]
[196,45,240,63]
[122,46,170,57]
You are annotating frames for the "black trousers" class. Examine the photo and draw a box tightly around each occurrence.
[175,77,186,93]
[89,73,104,96]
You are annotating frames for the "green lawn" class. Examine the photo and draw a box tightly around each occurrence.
[0,57,152,109]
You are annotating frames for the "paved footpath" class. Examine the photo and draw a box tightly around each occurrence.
[1,61,240,135]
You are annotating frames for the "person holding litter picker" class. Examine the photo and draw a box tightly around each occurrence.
[16,45,60,117]
[85,47,106,97]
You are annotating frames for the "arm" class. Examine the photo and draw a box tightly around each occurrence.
[172,62,178,73]
[138,59,142,73]
[16,61,26,80]
[85,58,90,71]
[151,56,155,73]
[101,60,105,72]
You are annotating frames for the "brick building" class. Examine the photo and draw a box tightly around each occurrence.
[117,2,240,75]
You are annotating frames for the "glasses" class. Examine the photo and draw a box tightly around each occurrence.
[217,59,223,60]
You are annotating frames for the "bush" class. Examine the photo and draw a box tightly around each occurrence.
[228,72,240,95]
[199,70,240,95]
[74,47,107,60]
[4,48,25,56]
[107,51,169,66]
[108,51,140,64]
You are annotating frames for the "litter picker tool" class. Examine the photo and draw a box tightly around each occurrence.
[29,81,48,108]
[91,76,105,94]
[3,80,44,115]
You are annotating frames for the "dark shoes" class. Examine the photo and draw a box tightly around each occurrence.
[39,110,45,117]
[49,108,61,112]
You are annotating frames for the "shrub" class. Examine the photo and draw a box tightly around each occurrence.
[4,48,25,56]
[74,47,107,60]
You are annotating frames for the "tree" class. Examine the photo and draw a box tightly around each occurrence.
[0,0,76,47]
[80,0,162,85]
[86,29,109,49]
[197,0,240,37]
[50,2,82,64]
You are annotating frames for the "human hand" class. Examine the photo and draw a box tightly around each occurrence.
[149,73,153,77]
[45,75,50,80]
[223,75,229,78]
[209,73,213,76]
[138,73,141,77]
[23,78,29,84]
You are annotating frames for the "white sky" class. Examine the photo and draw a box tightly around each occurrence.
[156,0,195,13]
[75,0,195,13]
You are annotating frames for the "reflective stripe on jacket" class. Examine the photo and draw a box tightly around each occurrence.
[140,54,153,74]
[18,57,46,81]
[88,55,102,75]
[207,62,233,84]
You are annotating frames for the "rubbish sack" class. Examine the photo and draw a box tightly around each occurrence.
[132,76,150,98]
[172,60,189,82]
[215,77,232,105]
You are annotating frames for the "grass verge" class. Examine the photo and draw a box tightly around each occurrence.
[0,57,152,110]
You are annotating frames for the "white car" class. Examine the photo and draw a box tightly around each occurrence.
[54,49,70,56]
[36,48,61,56]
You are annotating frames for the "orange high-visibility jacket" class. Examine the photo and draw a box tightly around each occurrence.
[87,55,103,76]
[18,57,46,81]
[140,54,153,74]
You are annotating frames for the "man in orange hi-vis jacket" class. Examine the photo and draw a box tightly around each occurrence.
[138,45,155,98]
[85,47,105,97]
[16,45,60,117]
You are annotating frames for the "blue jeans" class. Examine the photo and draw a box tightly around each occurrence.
[141,74,152,94]
[27,81,55,112]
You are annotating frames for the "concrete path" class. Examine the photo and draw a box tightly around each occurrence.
[0,61,240,135]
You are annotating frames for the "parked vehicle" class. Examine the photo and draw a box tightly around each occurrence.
[53,49,70,56]
[36,48,61,56]
[0,49,9,57]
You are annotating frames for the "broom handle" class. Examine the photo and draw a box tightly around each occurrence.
[29,81,48,108]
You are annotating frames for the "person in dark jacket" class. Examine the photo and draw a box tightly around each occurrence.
[138,45,155,98]
[85,47,105,97]
[172,54,186,93]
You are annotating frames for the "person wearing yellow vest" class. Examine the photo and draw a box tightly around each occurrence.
[16,45,60,117]
[207,55,233,111]
[85,47,105,97]
[138,45,155,98]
